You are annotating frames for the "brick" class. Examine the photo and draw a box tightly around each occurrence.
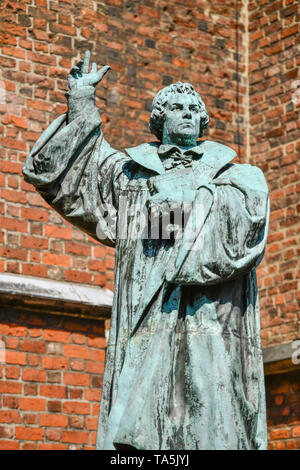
[28,51,56,66]
[3,396,19,409]
[47,342,62,355]
[47,371,61,383]
[286,439,300,450]
[62,401,90,415]
[20,235,48,250]
[0,217,28,233]
[21,207,48,222]
[5,337,19,352]
[63,372,90,386]
[0,137,26,151]
[42,253,71,267]
[22,264,47,277]
[70,360,84,371]
[22,443,38,450]
[24,382,38,399]
[40,385,67,398]
[46,428,61,441]
[0,410,22,424]
[62,431,89,444]
[39,444,69,450]
[84,388,101,402]
[281,25,298,39]
[20,398,46,411]
[85,361,105,375]
[5,366,20,380]
[85,417,98,431]
[47,400,61,413]
[93,246,108,258]
[69,416,84,429]
[63,344,91,360]
[0,33,17,46]
[20,340,46,353]
[274,440,286,450]
[24,414,38,425]
[0,425,14,438]
[92,404,100,417]
[87,336,106,348]
[0,160,22,174]
[15,426,44,441]
[92,349,105,362]
[270,428,291,440]
[68,388,83,399]
[5,351,26,365]
[0,441,20,450]
[65,242,91,257]
[292,426,300,438]
[64,320,89,333]
[41,357,69,370]
[65,270,92,283]
[49,23,76,36]
[40,414,68,427]
[44,330,71,343]
[22,368,47,382]
[3,114,28,128]
[88,260,105,271]
[72,333,86,345]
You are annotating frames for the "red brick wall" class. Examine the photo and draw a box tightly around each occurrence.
[248,0,299,348]
[266,370,300,450]
[0,310,105,450]
[0,0,247,288]
[0,0,249,450]
[0,0,299,451]
[248,0,300,451]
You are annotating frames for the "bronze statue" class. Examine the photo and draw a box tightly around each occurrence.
[23,51,269,450]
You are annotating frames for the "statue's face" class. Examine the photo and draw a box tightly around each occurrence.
[162,93,201,147]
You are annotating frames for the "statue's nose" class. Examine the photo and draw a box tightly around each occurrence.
[182,108,192,118]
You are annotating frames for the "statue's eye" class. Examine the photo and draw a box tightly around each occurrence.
[171,104,183,111]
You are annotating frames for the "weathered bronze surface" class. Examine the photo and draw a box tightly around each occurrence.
[23,51,269,450]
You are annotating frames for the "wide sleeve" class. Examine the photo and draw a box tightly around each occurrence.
[22,87,125,247]
[165,164,270,286]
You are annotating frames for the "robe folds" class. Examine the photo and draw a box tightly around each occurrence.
[23,97,270,450]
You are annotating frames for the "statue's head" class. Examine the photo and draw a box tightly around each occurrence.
[149,82,209,147]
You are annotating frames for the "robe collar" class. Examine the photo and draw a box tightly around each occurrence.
[157,143,205,158]
[125,140,237,175]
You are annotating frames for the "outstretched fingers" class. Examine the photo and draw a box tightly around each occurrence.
[68,51,111,88]
[96,65,111,82]
[82,50,91,74]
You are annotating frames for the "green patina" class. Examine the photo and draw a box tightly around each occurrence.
[23,51,269,450]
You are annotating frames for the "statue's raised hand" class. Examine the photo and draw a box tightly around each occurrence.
[68,50,110,91]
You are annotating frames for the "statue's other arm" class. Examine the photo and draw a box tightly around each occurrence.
[22,51,123,246]
[166,164,270,285]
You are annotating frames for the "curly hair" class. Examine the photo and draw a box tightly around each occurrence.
[149,82,209,141]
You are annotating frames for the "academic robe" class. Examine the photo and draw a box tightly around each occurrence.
[22,88,269,450]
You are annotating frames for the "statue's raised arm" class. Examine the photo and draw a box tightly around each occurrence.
[66,50,110,122]
[22,50,124,246]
